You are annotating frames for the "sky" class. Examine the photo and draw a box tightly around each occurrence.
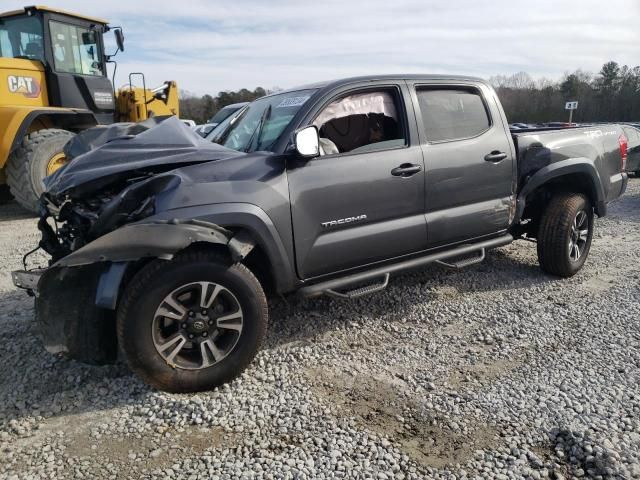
[12,0,640,95]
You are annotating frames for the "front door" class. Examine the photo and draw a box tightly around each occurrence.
[287,84,427,279]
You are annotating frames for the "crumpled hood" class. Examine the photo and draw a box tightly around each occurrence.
[44,116,243,198]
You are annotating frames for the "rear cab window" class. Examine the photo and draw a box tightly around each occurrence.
[415,87,491,143]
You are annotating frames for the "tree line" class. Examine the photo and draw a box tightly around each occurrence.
[179,87,270,124]
[179,60,640,125]
[489,61,640,123]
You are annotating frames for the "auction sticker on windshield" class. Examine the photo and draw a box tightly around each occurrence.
[276,96,311,108]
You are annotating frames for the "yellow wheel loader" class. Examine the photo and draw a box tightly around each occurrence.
[0,6,179,212]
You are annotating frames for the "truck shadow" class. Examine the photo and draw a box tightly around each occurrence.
[607,179,640,224]
[0,185,636,435]
[0,201,36,222]
[266,245,554,349]
[0,246,554,429]
[0,289,136,430]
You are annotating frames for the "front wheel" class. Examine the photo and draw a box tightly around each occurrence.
[537,193,594,277]
[117,251,268,392]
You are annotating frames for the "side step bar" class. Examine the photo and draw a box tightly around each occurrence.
[298,234,512,298]
[436,248,485,269]
[325,273,390,299]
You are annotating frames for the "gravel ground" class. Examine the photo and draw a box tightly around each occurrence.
[0,179,639,480]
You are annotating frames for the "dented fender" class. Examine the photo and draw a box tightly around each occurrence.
[51,220,255,311]
[53,220,253,268]
[15,220,256,364]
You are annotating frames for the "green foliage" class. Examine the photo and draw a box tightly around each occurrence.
[179,87,271,124]
[181,61,639,125]
[489,61,640,123]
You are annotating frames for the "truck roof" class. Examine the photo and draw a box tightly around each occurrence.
[0,5,109,25]
[280,74,488,95]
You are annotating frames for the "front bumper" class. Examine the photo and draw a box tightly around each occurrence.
[12,269,44,294]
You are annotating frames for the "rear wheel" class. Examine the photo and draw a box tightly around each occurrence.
[537,193,594,277]
[5,129,75,212]
[117,251,268,392]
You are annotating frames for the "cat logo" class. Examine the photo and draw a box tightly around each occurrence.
[7,75,40,98]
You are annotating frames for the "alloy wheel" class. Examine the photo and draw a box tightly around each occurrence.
[568,210,589,262]
[152,281,243,370]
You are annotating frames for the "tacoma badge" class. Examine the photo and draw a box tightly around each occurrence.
[321,214,367,228]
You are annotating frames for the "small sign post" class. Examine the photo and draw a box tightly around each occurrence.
[565,101,578,123]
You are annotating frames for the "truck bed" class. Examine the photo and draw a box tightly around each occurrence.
[512,125,627,204]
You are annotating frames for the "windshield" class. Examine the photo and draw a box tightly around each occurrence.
[208,104,244,125]
[218,89,316,153]
[0,15,44,61]
[205,105,248,143]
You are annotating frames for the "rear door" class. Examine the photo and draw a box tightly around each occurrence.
[287,82,427,279]
[408,81,515,247]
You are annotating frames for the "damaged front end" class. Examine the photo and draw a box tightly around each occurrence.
[13,117,249,365]
[38,172,181,263]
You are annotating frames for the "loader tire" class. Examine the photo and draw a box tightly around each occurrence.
[537,193,593,278]
[0,184,12,204]
[6,129,75,213]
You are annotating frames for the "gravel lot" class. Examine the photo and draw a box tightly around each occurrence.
[1,179,639,480]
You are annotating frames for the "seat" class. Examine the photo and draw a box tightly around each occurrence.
[319,114,369,152]
[24,42,42,59]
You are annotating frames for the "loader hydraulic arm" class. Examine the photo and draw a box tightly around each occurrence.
[115,80,179,123]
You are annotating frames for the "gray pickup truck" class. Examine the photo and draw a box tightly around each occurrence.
[12,75,629,392]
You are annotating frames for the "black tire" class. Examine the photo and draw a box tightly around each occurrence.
[117,251,268,392]
[537,193,594,277]
[5,129,75,212]
[0,184,12,204]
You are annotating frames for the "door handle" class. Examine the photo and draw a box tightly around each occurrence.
[391,163,422,177]
[484,151,508,163]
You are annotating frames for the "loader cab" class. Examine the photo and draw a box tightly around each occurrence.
[0,6,117,124]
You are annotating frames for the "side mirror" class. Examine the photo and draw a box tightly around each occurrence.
[294,126,319,158]
[114,28,125,52]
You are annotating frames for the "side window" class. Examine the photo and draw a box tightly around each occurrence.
[49,21,103,76]
[312,89,406,156]
[416,88,490,142]
[0,31,11,57]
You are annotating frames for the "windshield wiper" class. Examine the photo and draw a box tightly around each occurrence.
[245,104,271,152]
[216,108,247,145]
